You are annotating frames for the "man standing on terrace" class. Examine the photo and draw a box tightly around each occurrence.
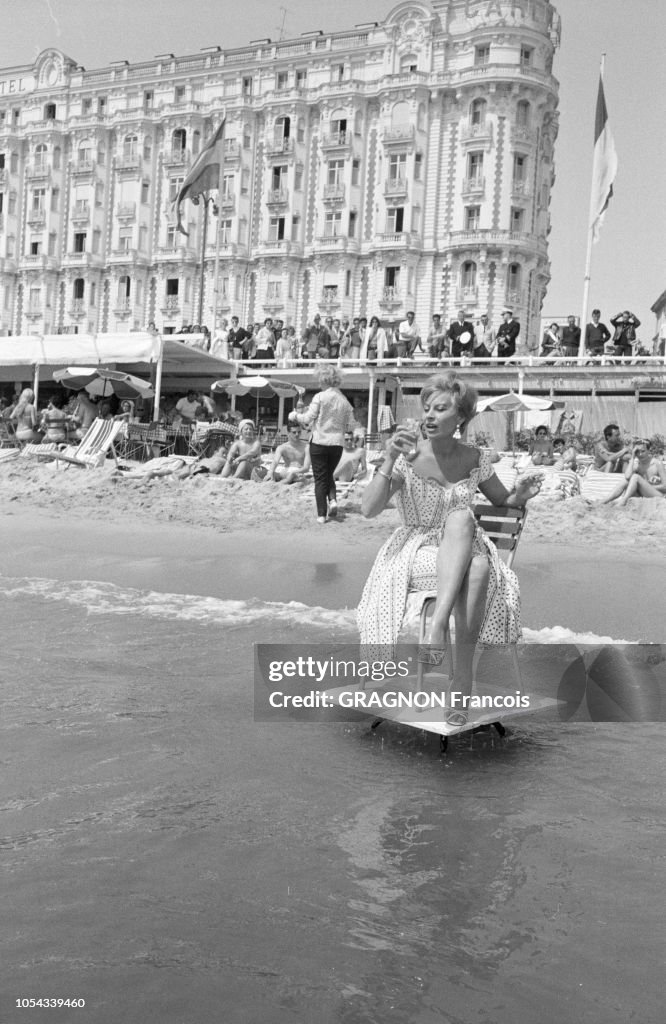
[584,309,611,357]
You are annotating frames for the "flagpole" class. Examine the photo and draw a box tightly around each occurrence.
[211,122,225,335]
[580,54,607,364]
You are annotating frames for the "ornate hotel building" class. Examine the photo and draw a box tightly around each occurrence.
[0,0,560,347]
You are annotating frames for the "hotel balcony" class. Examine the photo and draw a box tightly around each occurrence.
[384,178,408,200]
[25,304,44,320]
[381,125,415,148]
[318,288,340,311]
[263,294,284,314]
[266,187,289,206]
[455,286,479,305]
[163,148,191,169]
[115,153,142,172]
[71,202,91,224]
[217,192,236,213]
[265,136,294,157]
[161,296,181,315]
[462,176,486,197]
[108,248,147,265]
[378,285,403,312]
[61,252,100,269]
[504,290,526,309]
[257,239,294,256]
[314,234,357,254]
[322,183,346,204]
[223,140,241,165]
[113,298,133,318]
[26,162,50,180]
[510,124,538,146]
[71,158,96,177]
[510,179,532,199]
[155,244,198,262]
[19,254,57,271]
[374,231,421,249]
[460,120,494,146]
[26,210,47,229]
[68,299,86,319]
[320,131,351,152]
[116,202,137,220]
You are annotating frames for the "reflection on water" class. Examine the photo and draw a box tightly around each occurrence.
[2,593,664,1024]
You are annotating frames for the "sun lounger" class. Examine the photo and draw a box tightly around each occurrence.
[579,468,628,502]
[37,418,124,469]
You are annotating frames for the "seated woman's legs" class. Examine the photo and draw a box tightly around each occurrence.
[452,554,490,705]
[428,509,476,646]
[615,473,664,506]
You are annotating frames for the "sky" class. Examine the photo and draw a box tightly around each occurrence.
[1,0,664,336]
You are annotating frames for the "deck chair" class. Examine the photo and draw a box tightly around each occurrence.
[38,418,124,469]
[416,503,528,700]
[0,419,20,449]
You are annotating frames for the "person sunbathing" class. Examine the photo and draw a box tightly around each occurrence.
[604,443,666,505]
[529,425,555,465]
[220,419,262,479]
[334,431,368,482]
[40,395,69,444]
[270,424,311,483]
[10,388,40,443]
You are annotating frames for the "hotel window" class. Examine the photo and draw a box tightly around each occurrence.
[242,76,253,97]
[516,100,530,127]
[6,234,15,256]
[296,69,307,89]
[333,63,345,82]
[32,188,46,213]
[30,239,42,256]
[53,146,61,170]
[44,103,56,120]
[143,90,154,110]
[291,214,300,242]
[34,144,47,171]
[327,159,344,186]
[141,181,150,204]
[139,226,147,250]
[387,207,405,233]
[82,97,92,114]
[268,217,285,241]
[10,151,18,172]
[330,116,347,141]
[29,287,41,311]
[222,174,234,198]
[400,54,417,73]
[241,169,250,194]
[174,85,186,103]
[470,98,487,125]
[324,211,342,237]
[467,152,483,182]
[520,45,533,66]
[74,231,87,253]
[384,266,400,289]
[388,153,406,182]
[351,159,360,186]
[513,153,527,183]
[90,283,96,306]
[294,167,303,191]
[168,177,184,202]
[166,278,179,296]
[166,225,177,249]
[98,96,107,115]
[92,229,101,253]
[465,205,480,230]
[95,182,104,206]
[461,261,477,290]
[276,71,288,91]
[475,45,490,65]
[414,153,423,180]
[73,278,85,301]
[220,219,233,243]
[47,232,56,255]
[508,263,521,292]
[119,228,133,251]
[272,164,287,190]
[123,134,138,160]
[8,191,16,215]
[267,280,282,300]
[411,207,420,232]
[348,210,357,237]
[510,207,524,232]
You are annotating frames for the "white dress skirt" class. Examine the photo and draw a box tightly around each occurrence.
[357,450,521,652]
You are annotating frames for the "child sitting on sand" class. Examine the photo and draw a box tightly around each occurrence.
[529,425,555,465]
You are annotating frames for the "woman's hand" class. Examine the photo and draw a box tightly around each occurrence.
[388,421,420,460]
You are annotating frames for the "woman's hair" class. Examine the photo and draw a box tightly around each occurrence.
[237,418,255,434]
[419,373,478,427]
[49,393,64,409]
[535,425,549,436]
[121,400,134,413]
[315,365,342,389]
[369,316,381,328]
[13,388,34,414]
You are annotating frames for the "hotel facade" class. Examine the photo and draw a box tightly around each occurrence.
[0,0,561,348]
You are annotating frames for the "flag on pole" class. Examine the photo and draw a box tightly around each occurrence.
[589,75,617,242]
[173,119,225,235]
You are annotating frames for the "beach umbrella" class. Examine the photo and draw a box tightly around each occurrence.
[476,392,563,452]
[53,367,155,400]
[212,376,303,422]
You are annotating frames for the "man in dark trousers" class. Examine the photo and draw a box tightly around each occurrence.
[227,316,250,359]
[495,309,520,359]
[447,309,475,359]
[560,315,582,357]
[584,309,611,356]
[610,310,641,357]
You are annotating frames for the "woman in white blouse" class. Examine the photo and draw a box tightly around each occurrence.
[289,366,356,523]
[359,316,388,363]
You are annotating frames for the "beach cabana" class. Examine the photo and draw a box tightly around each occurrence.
[0,334,236,416]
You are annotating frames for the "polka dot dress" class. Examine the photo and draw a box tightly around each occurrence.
[357,449,521,651]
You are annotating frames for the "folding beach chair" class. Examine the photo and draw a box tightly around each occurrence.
[0,419,20,449]
[414,504,528,735]
[38,418,125,469]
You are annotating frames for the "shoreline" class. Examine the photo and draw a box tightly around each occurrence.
[3,508,665,642]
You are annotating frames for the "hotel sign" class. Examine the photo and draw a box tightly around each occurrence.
[0,75,36,96]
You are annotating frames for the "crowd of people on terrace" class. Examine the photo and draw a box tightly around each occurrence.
[168,306,659,364]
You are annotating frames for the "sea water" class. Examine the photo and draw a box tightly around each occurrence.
[1,574,664,1024]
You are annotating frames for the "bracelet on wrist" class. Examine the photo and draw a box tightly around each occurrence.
[376,468,392,483]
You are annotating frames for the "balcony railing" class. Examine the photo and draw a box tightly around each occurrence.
[384,178,408,197]
[26,210,46,228]
[115,153,141,170]
[217,192,235,211]
[116,202,137,219]
[381,125,415,144]
[460,120,494,144]
[68,299,86,318]
[71,202,90,223]
[72,158,95,175]
[379,286,402,307]
[26,162,50,178]
[162,296,180,313]
[114,298,133,316]
[265,136,294,155]
[319,289,340,307]
[456,287,478,304]
[462,176,486,196]
[320,131,351,150]
[164,148,190,166]
[266,187,289,205]
[323,183,346,202]
[511,179,531,198]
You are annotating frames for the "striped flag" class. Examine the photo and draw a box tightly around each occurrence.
[589,75,617,242]
[173,119,225,235]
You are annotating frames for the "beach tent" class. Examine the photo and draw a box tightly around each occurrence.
[0,334,236,417]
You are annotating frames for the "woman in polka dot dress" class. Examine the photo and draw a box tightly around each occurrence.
[358,373,542,725]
